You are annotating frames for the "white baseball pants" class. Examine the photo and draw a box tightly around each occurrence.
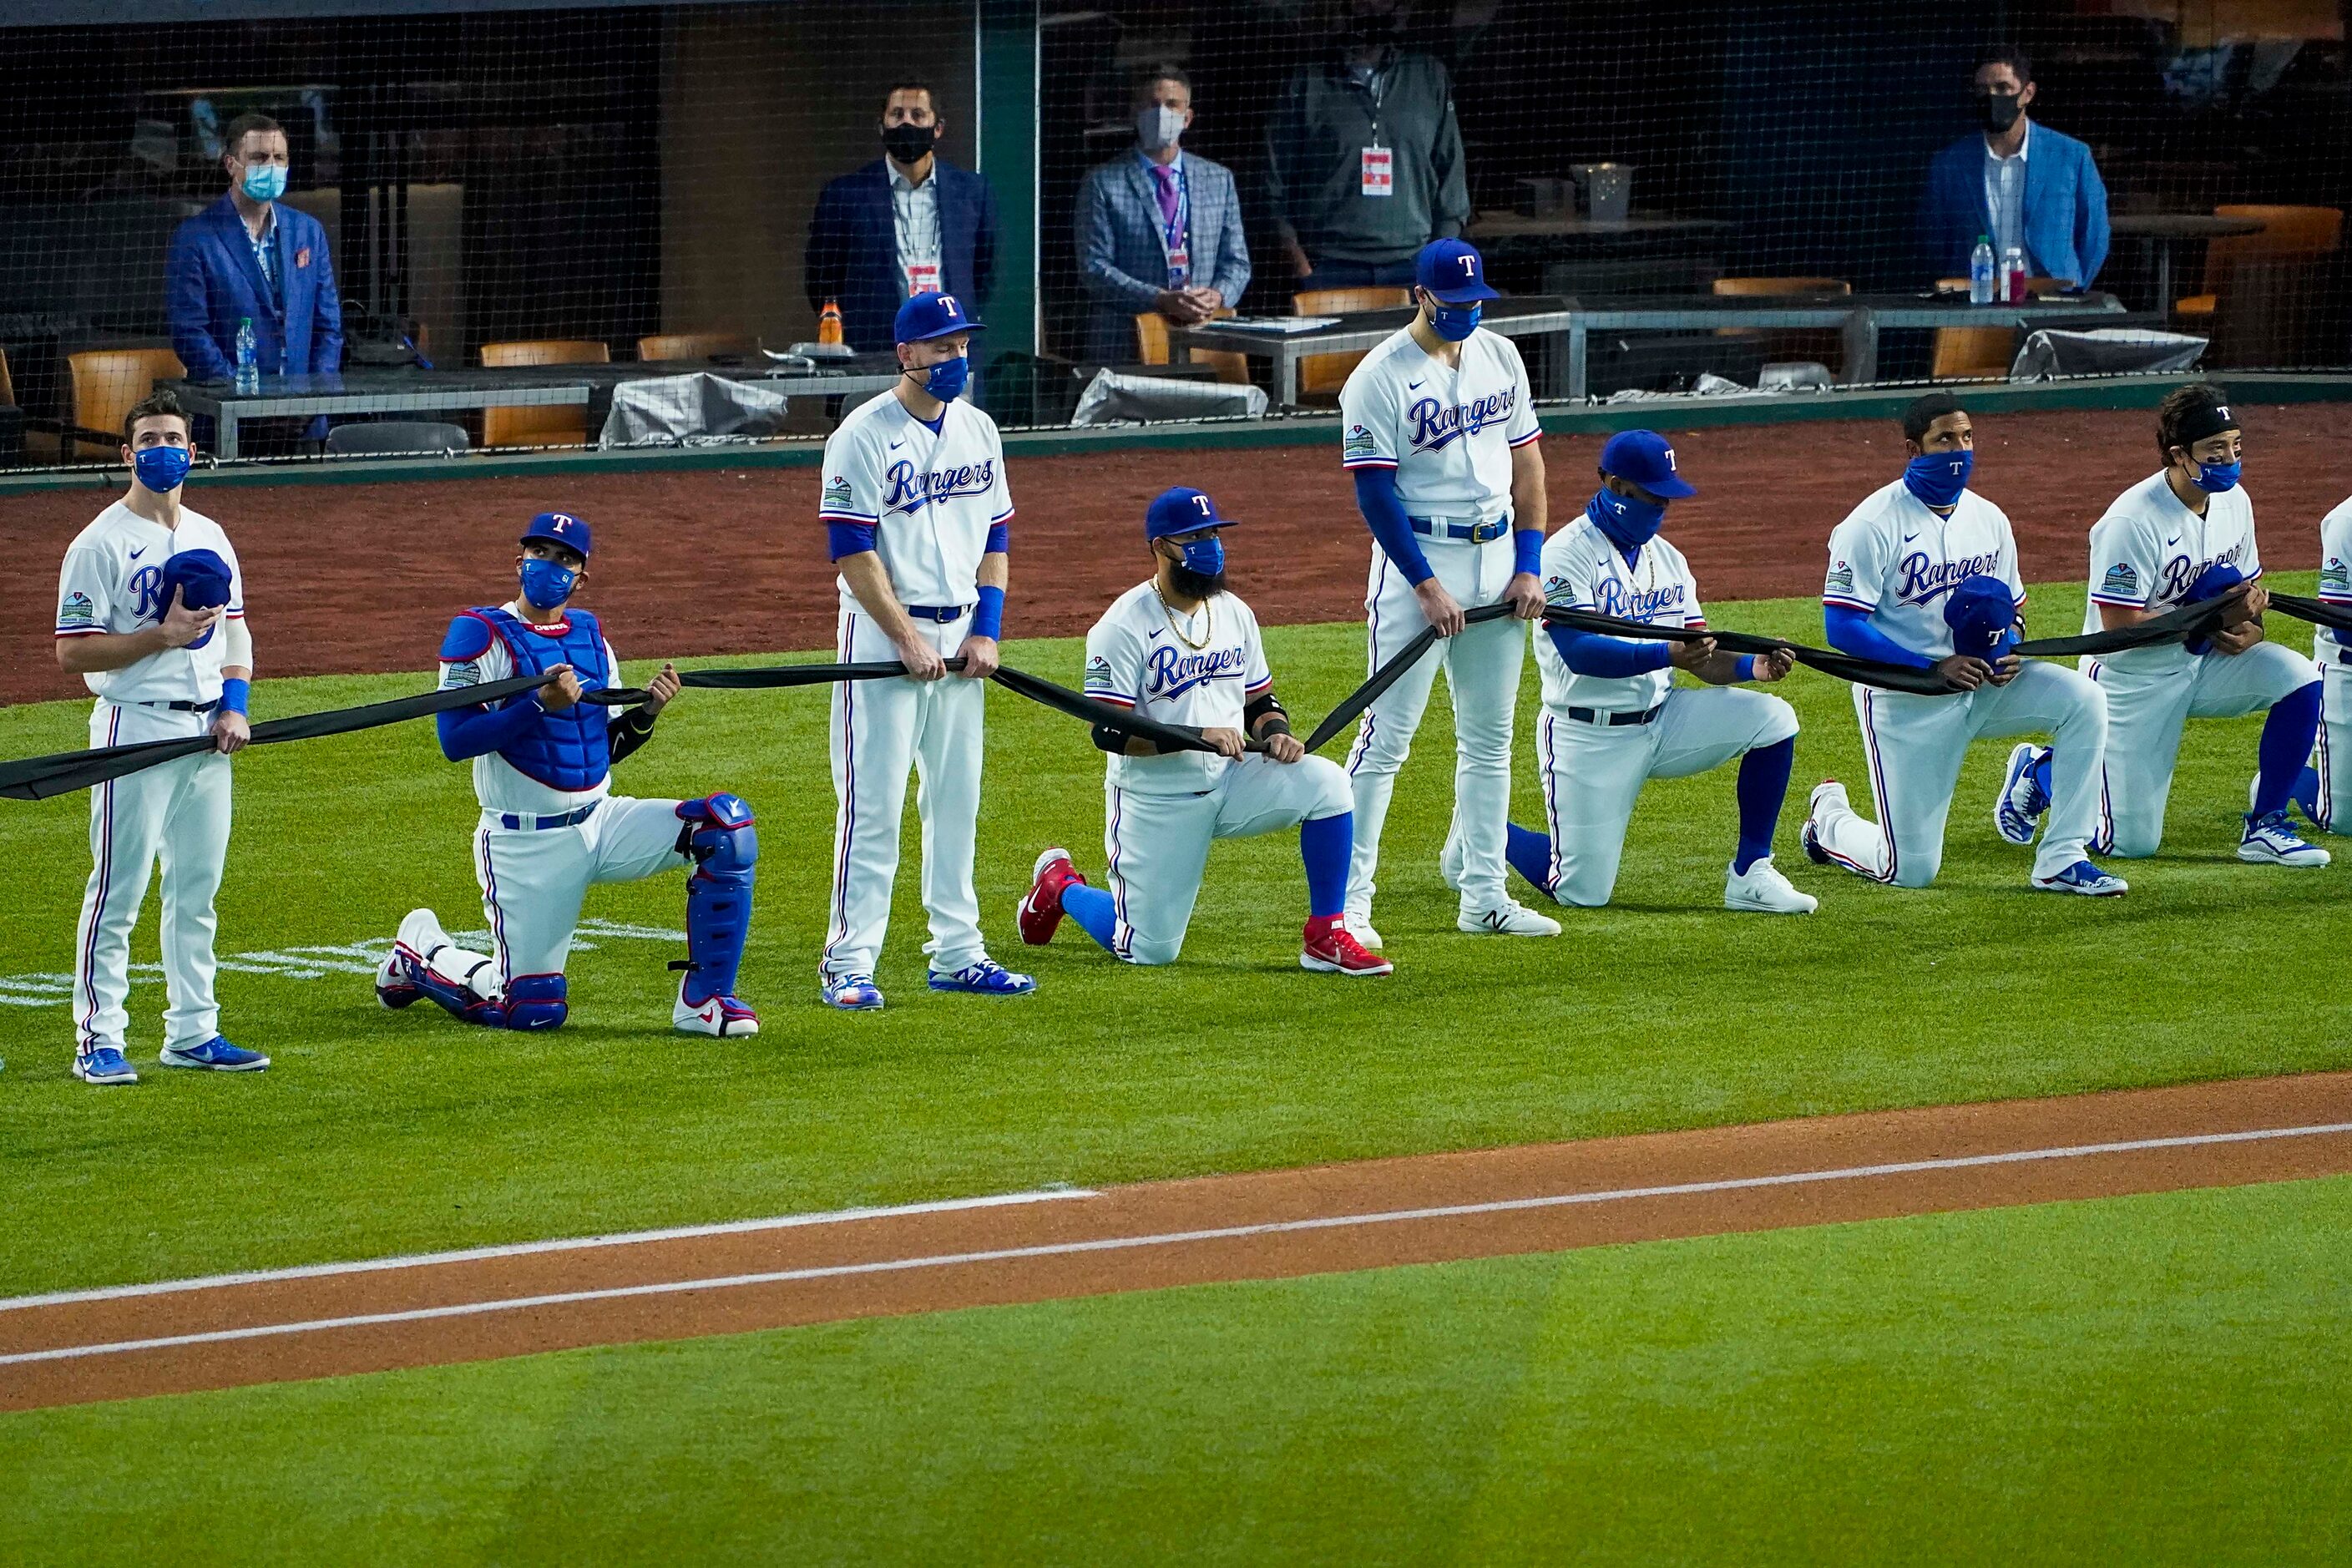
[1103,753,1353,965]
[1812,660,2107,887]
[1535,686,1798,908]
[1344,538,1524,918]
[2087,640,2316,857]
[2312,637,2352,831]
[467,797,690,989]
[72,700,232,1054]
[822,603,988,980]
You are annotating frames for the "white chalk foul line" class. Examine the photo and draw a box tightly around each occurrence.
[0,1188,1096,1314]
[6,1120,2349,1371]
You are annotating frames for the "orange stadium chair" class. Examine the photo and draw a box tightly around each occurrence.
[1930,276,2067,381]
[1294,287,1412,397]
[1712,276,1852,375]
[480,339,609,448]
[635,332,754,362]
[66,347,185,463]
[1132,310,1252,386]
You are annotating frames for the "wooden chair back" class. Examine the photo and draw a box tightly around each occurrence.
[67,347,185,462]
[1930,276,2068,381]
[480,339,609,448]
[635,332,753,362]
[1295,287,1413,396]
[1133,311,1252,386]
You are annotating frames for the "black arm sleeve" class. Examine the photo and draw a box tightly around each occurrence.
[1090,721,1130,755]
[608,705,660,764]
[1243,690,1290,736]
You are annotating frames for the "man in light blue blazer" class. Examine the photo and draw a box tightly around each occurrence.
[165,112,343,385]
[1920,50,2110,288]
[1076,66,1252,366]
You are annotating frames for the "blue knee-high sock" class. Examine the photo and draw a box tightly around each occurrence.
[1735,736,1796,873]
[1505,822,1557,895]
[2294,763,2324,825]
[2253,681,2323,819]
[1060,881,1120,953]
[1298,812,1351,918]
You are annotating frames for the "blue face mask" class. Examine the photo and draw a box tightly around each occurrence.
[1904,448,1975,508]
[1429,300,1482,342]
[518,557,578,611]
[913,352,969,403]
[1175,534,1225,577]
[1586,484,1666,552]
[132,443,192,493]
[240,164,287,202]
[2193,458,2242,493]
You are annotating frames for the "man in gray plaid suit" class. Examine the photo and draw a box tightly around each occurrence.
[1076,65,1253,367]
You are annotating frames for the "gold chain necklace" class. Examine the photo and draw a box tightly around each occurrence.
[1154,583,1214,650]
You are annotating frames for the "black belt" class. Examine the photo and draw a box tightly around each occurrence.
[1565,702,1664,727]
[136,698,219,714]
[1407,516,1510,544]
[493,801,599,832]
[905,604,972,623]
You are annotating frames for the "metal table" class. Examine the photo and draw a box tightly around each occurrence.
[165,361,903,458]
[2108,213,2265,317]
[1172,297,1577,407]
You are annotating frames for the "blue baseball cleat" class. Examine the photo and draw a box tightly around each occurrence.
[159,1036,271,1072]
[1994,743,2050,847]
[928,959,1038,996]
[2238,808,2331,868]
[73,1046,139,1085]
[822,973,885,1012]
[2031,859,2127,897]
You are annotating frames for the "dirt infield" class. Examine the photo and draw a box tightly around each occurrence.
[4,402,2349,706]
[3,1070,2347,1412]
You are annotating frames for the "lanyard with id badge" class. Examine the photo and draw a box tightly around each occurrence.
[1358,68,1393,198]
[1154,164,1192,288]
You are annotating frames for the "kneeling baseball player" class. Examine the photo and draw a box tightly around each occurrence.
[1504,431,1813,914]
[374,512,760,1035]
[2293,488,2352,831]
[1018,488,1390,975]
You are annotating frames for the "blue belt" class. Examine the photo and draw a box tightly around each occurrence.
[1408,516,1510,544]
[905,604,971,622]
[495,802,599,832]
[1565,702,1663,727]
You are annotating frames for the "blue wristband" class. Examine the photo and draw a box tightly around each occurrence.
[971,584,1005,641]
[1735,655,1756,683]
[1513,527,1544,578]
[219,677,250,716]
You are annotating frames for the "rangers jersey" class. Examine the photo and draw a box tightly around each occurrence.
[1535,518,1705,713]
[817,391,1014,609]
[1823,479,2025,661]
[53,500,247,706]
[1338,326,1540,522]
[2084,471,2262,671]
[1084,580,1272,795]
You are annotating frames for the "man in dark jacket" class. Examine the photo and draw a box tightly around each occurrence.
[805,83,1001,353]
[164,111,343,382]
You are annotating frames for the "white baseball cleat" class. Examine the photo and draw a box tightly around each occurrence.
[2238,809,2331,867]
[674,979,760,1037]
[1457,898,1561,938]
[1342,911,1384,952]
[396,908,456,965]
[1724,857,1818,914]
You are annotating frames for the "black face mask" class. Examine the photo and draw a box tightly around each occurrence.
[1980,92,2024,133]
[1169,562,1227,600]
[882,122,937,164]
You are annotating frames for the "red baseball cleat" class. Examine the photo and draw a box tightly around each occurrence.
[1019,847,1087,946]
[1301,918,1393,977]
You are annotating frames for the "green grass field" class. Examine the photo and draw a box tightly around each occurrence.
[2,579,2346,1555]
[3,1175,2345,1562]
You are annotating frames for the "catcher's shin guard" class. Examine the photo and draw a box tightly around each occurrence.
[675,793,757,1006]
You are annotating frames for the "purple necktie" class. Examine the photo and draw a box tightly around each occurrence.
[1151,164,1180,230]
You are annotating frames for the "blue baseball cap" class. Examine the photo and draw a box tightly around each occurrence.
[1144,487,1239,541]
[1597,430,1697,499]
[1415,239,1500,304]
[894,291,986,345]
[520,510,593,557]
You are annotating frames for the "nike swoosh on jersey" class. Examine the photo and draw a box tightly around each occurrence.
[888,440,904,451]
[1408,379,1425,390]
[1900,534,1919,544]
[1146,627,1166,640]
[2166,536,2183,547]
[128,548,146,560]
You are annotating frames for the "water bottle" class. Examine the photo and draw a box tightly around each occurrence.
[2001,246,2027,306]
[1969,235,1996,305]
[233,316,259,395]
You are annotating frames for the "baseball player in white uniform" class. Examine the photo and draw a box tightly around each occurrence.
[1505,431,1815,914]
[2292,491,2352,831]
[1995,385,2327,867]
[1803,392,2123,894]
[815,291,1034,1009]
[52,389,268,1085]
[1016,488,1390,974]
[1339,238,1555,946]
[373,512,761,1036]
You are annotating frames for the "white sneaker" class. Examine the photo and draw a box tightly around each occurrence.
[1342,911,1384,953]
[674,978,761,1036]
[2239,809,2332,867]
[1458,898,1561,938]
[1724,857,1818,914]
[396,907,454,964]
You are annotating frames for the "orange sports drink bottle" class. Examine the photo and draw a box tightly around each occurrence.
[818,300,844,347]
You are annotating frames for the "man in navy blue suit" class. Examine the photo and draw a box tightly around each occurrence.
[805,83,1001,355]
[164,113,344,386]
[1920,50,2110,288]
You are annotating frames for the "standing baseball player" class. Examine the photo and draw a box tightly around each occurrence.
[53,389,266,1085]
[1504,431,1815,914]
[1339,236,1554,946]
[2289,489,2352,831]
[1016,487,1390,974]
[816,291,1034,1009]
[1803,392,2122,894]
[1995,384,2327,866]
[373,512,761,1036]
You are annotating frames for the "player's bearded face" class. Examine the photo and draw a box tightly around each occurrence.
[1161,537,1227,599]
